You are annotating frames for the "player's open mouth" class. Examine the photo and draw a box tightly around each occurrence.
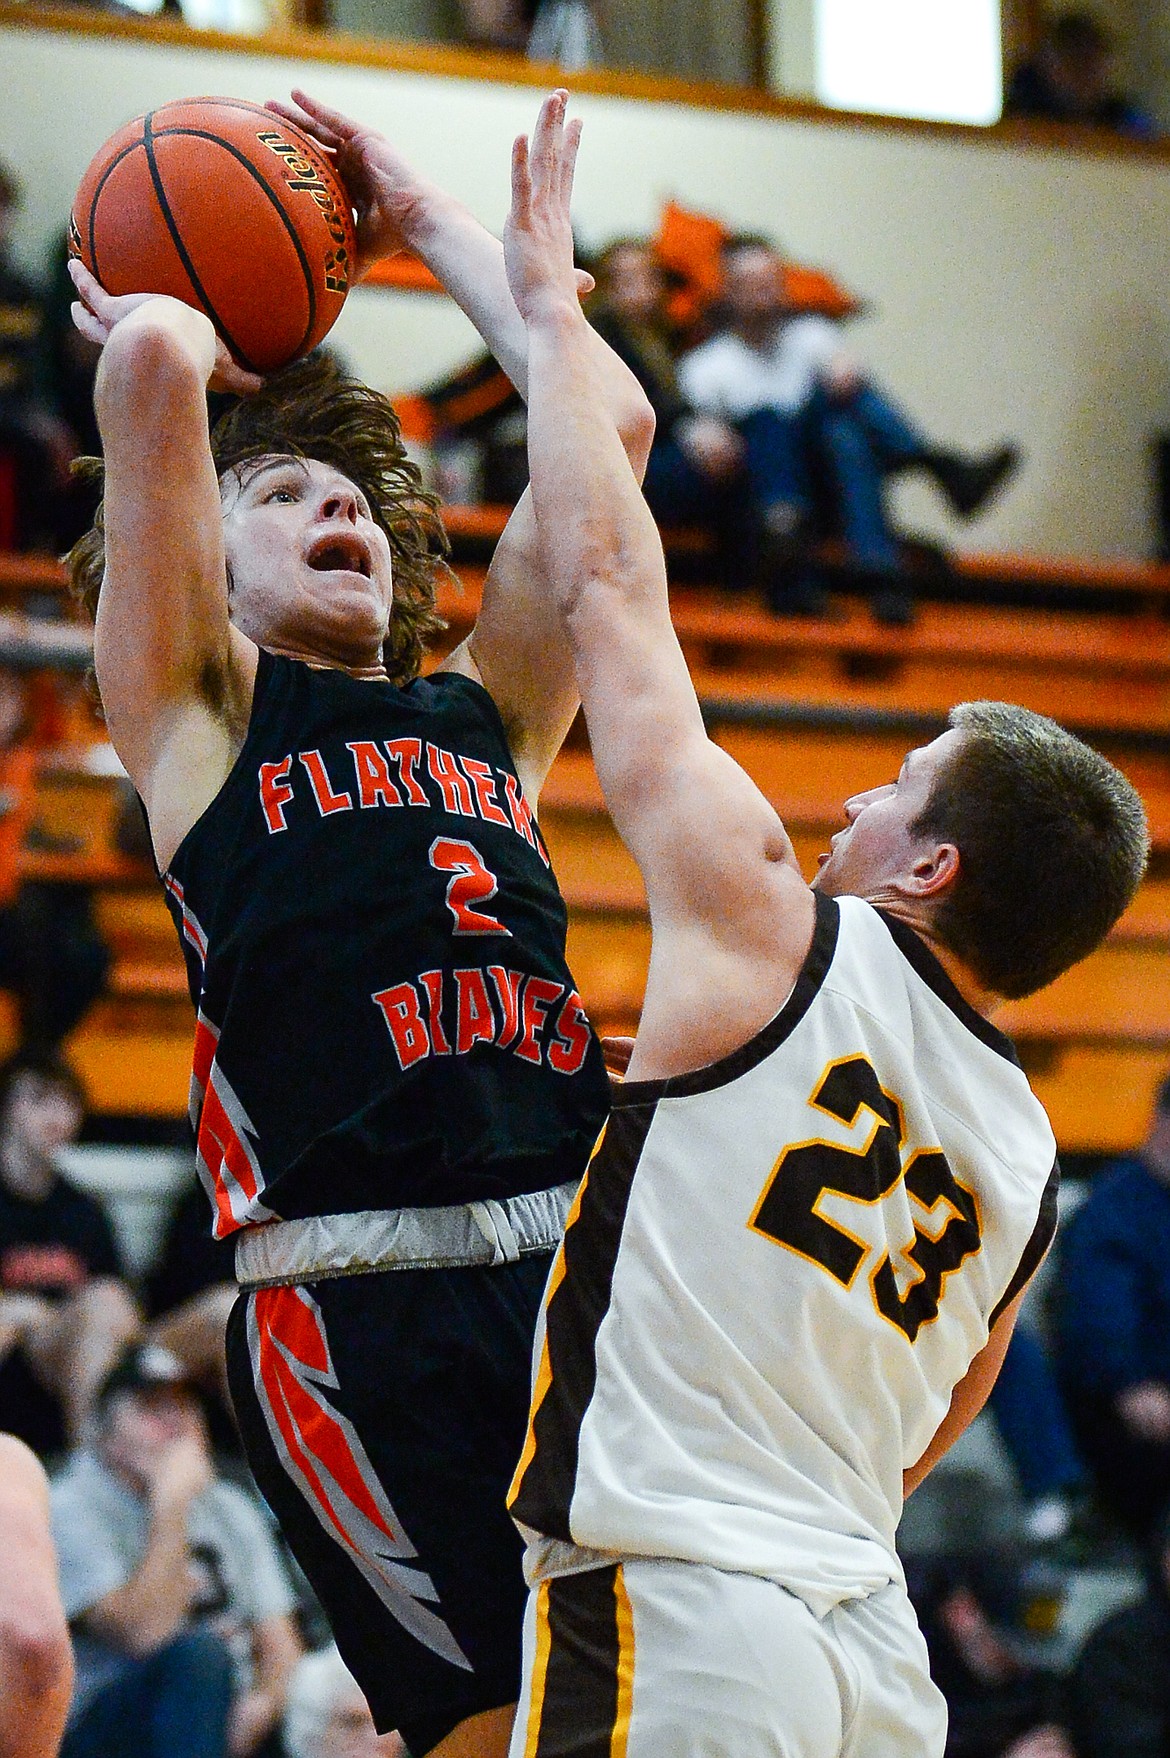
[307,537,371,577]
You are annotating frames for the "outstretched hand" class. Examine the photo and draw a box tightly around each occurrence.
[67,258,262,396]
[265,89,430,277]
[503,90,588,325]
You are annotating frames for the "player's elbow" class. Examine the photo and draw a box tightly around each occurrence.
[0,1601,73,1712]
[616,389,656,479]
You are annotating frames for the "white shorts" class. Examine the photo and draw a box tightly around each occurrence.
[509,1557,947,1758]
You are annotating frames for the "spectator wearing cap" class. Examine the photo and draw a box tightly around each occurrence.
[50,1342,302,1758]
[282,1646,405,1758]
[1055,1077,1170,1546]
[0,1052,138,1452]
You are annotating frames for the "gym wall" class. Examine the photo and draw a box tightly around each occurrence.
[1,10,1167,560]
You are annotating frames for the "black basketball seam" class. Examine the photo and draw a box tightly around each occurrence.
[85,138,147,279]
[148,120,328,364]
[138,110,263,372]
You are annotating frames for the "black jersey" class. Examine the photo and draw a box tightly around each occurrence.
[163,652,609,1237]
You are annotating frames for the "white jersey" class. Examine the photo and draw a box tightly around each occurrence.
[509,894,1058,1616]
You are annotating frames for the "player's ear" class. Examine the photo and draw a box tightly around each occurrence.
[906,841,960,898]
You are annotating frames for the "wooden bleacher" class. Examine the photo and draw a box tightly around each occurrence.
[6,537,1170,1149]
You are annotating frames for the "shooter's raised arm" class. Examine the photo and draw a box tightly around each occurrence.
[68,267,263,868]
[271,89,655,799]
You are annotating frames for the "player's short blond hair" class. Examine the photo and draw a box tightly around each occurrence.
[912,701,1149,999]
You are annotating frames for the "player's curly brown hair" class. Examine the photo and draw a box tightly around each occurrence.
[67,352,449,686]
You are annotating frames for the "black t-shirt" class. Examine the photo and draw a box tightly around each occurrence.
[164,653,610,1237]
[0,1173,122,1456]
[0,1175,121,1298]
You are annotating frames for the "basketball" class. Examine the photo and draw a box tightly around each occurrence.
[70,97,357,374]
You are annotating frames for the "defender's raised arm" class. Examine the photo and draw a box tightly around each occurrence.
[269,88,655,800]
[504,96,816,1078]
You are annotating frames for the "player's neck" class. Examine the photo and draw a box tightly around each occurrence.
[874,900,1003,1021]
[261,640,388,683]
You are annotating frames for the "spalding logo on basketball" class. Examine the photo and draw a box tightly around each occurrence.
[70,97,358,374]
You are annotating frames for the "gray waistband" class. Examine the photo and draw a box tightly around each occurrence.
[234,1180,580,1288]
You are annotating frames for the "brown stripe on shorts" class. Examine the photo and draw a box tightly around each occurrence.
[521,1565,635,1758]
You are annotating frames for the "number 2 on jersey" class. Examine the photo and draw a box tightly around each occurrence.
[749,1054,981,1342]
[429,837,510,936]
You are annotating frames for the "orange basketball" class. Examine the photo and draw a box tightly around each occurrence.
[70,97,357,375]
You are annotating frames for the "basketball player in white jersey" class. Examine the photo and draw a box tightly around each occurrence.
[501,101,1150,1757]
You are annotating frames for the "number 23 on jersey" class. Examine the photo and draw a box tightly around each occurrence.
[749,1054,982,1343]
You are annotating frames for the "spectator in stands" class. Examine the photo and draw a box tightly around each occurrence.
[456,0,599,65]
[0,1433,73,1758]
[588,238,756,590]
[988,1322,1089,1548]
[0,871,111,1061]
[39,231,102,552]
[1065,1505,1170,1757]
[0,1052,138,1452]
[0,161,82,554]
[1055,1076,1170,1548]
[679,236,1020,621]
[0,637,110,1061]
[908,1556,1072,1758]
[145,1180,237,1452]
[282,1646,405,1758]
[1005,11,1157,139]
[51,1341,301,1758]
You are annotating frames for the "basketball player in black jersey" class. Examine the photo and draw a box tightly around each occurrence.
[65,93,653,1758]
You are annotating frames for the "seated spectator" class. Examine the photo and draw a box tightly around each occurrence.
[0,1052,137,1452]
[0,161,82,554]
[1055,1077,1170,1548]
[908,1557,1072,1758]
[39,230,101,553]
[588,238,757,590]
[51,1342,301,1758]
[283,1646,404,1758]
[1005,11,1157,139]
[988,1322,1089,1547]
[0,1433,73,1758]
[679,236,1020,621]
[0,661,109,1057]
[456,0,599,64]
[145,1181,237,1453]
[1065,1506,1170,1757]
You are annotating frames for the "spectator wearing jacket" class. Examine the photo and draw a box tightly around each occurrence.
[1055,1078,1170,1546]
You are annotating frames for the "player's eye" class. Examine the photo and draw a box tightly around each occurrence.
[266,486,299,504]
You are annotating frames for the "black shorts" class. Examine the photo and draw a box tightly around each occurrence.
[226,1252,553,1756]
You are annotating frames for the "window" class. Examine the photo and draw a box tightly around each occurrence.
[815,0,1003,125]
